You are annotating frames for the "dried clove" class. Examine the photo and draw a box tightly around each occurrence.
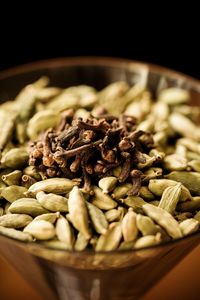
[30,113,155,191]
[128,170,143,196]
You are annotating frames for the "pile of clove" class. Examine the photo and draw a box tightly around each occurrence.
[29,110,155,194]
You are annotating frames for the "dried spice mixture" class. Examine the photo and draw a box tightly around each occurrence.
[0,76,200,251]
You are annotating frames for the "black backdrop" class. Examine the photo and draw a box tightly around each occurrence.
[0,11,199,79]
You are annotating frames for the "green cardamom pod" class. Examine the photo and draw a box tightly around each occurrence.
[0,181,7,199]
[56,216,75,250]
[15,77,48,120]
[1,148,29,169]
[27,110,60,140]
[2,170,22,186]
[123,196,146,213]
[47,93,79,112]
[178,138,200,154]
[104,209,121,223]
[112,166,122,177]
[74,108,91,119]
[9,198,49,217]
[96,222,122,251]
[87,202,108,235]
[122,209,138,242]
[149,179,192,201]
[24,220,55,240]
[158,87,190,105]
[112,183,132,200]
[34,212,59,223]
[98,176,118,193]
[23,166,41,181]
[164,154,187,171]
[16,121,27,144]
[187,151,200,161]
[0,111,17,151]
[142,204,182,239]
[169,113,200,141]
[36,86,61,102]
[158,183,182,214]
[187,160,200,172]
[0,214,32,228]
[0,225,33,242]
[36,191,68,212]
[134,233,161,249]
[92,186,117,210]
[119,240,135,250]
[28,178,78,195]
[139,186,155,201]
[136,214,158,236]
[143,168,163,182]
[68,186,91,239]
[166,171,200,195]
[179,218,199,236]
[1,185,27,203]
[74,232,89,251]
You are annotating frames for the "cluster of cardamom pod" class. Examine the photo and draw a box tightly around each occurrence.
[0,77,200,251]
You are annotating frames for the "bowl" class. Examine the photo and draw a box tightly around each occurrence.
[0,57,200,300]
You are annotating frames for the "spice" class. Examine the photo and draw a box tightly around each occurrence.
[122,208,138,242]
[29,112,155,193]
[55,215,75,249]
[0,78,200,252]
[24,220,56,240]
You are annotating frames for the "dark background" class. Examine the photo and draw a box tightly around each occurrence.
[0,12,199,79]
